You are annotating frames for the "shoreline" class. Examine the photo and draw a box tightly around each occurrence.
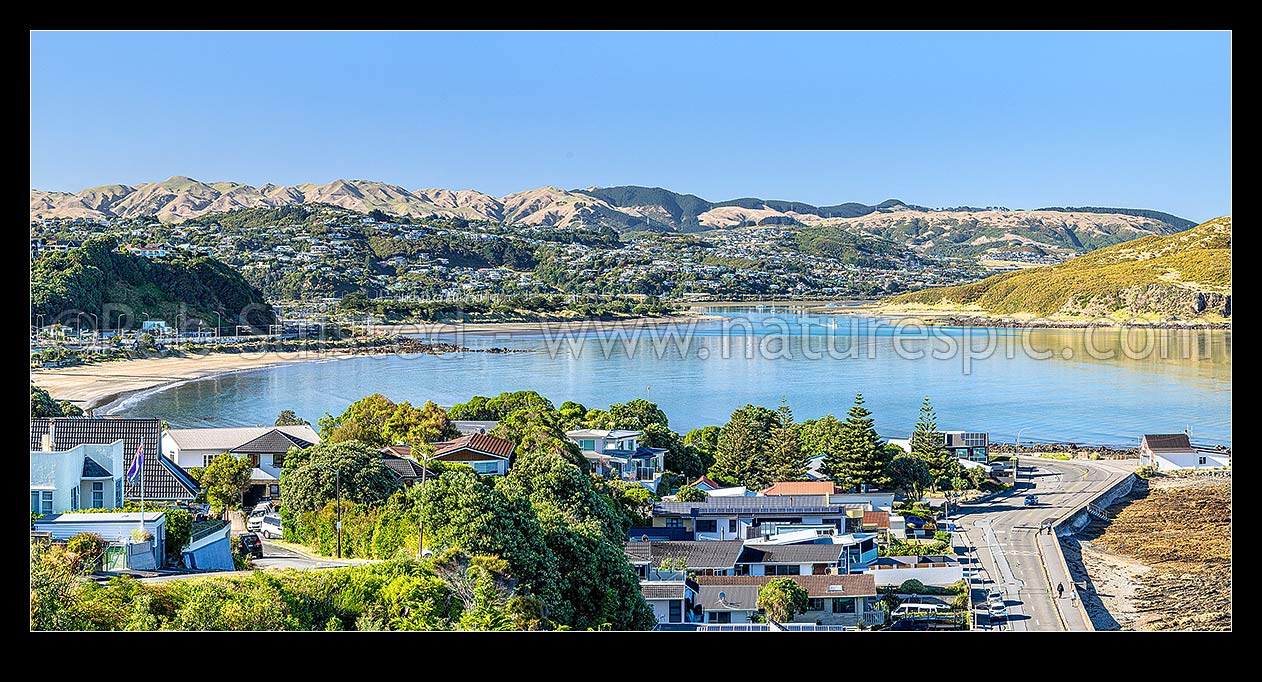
[374,312,726,336]
[843,304,1231,330]
[32,350,362,414]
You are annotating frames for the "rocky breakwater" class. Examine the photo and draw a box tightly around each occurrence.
[353,337,528,356]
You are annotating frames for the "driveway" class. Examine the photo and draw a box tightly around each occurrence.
[133,541,358,583]
[951,458,1135,631]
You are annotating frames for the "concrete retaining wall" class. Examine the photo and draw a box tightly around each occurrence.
[1056,474,1137,536]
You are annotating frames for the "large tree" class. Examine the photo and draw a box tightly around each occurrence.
[835,393,893,491]
[806,415,847,484]
[757,578,809,623]
[710,404,776,489]
[888,454,933,503]
[318,394,457,448]
[910,397,958,492]
[31,384,83,418]
[765,401,807,483]
[199,453,253,514]
[607,398,669,431]
[280,440,400,514]
[684,426,721,472]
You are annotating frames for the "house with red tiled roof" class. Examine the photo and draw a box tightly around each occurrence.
[431,432,515,476]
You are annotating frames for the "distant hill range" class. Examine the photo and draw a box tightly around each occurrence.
[31,176,1196,255]
[883,216,1232,322]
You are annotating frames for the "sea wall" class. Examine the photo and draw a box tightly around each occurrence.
[1057,474,1138,536]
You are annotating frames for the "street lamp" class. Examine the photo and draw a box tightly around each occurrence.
[314,463,342,558]
[1014,428,1028,488]
[213,310,224,338]
[87,313,99,344]
[115,312,126,332]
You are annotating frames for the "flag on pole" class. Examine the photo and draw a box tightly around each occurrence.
[126,443,144,483]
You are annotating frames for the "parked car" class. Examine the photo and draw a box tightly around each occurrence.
[988,600,1008,620]
[891,603,946,618]
[1023,494,1038,506]
[987,587,1005,602]
[247,512,265,532]
[259,514,283,540]
[236,533,264,559]
[251,501,275,515]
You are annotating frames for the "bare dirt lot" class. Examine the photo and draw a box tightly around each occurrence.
[1064,475,1231,630]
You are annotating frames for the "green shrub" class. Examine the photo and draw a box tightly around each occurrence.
[1135,465,1158,480]
[65,533,107,572]
[898,579,927,594]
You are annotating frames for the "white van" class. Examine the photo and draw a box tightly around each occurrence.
[258,514,283,540]
[891,603,946,617]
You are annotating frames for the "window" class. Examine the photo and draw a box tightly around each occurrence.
[579,439,595,451]
[695,520,717,533]
[203,454,217,468]
[92,481,104,508]
[708,611,731,624]
[273,453,285,468]
[668,600,682,623]
[71,487,79,511]
[116,479,123,505]
[771,564,800,576]
[269,485,280,497]
[807,598,825,611]
[1198,457,1207,465]
[728,520,738,533]
[31,490,53,515]
[665,517,682,528]
[833,597,855,613]
[248,454,261,468]
[473,461,500,474]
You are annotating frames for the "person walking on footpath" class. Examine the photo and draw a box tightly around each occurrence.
[1056,582,1064,599]
[1070,589,1078,608]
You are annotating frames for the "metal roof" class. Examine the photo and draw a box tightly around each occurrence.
[694,574,878,598]
[697,584,760,611]
[1142,433,1194,452]
[654,494,846,515]
[737,543,845,564]
[623,540,745,569]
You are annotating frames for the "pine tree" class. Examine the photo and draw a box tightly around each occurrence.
[807,415,847,485]
[766,401,807,483]
[711,409,768,489]
[837,393,892,491]
[911,397,958,492]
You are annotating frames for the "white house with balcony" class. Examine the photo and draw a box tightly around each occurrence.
[31,439,125,515]
[566,428,667,491]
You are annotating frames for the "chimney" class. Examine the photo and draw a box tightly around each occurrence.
[41,433,52,452]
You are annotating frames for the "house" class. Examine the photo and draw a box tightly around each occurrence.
[32,418,199,504]
[124,244,169,258]
[692,574,882,627]
[624,540,744,578]
[942,431,989,462]
[33,511,168,570]
[451,420,498,435]
[566,428,667,490]
[866,554,964,587]
[162,425,319,505]
[687,476,750,497]
[650,495,866,541]
[31,440,125,514]
[736,543,846,576]
[861,510,890,540]
[640,579,696,626]
[1139,433,1229,470]
[431,432,515,476]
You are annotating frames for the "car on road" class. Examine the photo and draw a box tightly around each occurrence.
[987,587,1004,602]
[235,533,264,559]
[1023,494,1038,506]
[258,514,283,540]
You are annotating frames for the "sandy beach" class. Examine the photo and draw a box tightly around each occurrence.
[32,349,358,414]
[31,314,727,413]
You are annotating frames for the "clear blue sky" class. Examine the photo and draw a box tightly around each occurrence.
[30,31,1231,221]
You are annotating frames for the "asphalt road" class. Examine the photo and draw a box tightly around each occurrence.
[952,458,1135,631]
[136,541,355,582]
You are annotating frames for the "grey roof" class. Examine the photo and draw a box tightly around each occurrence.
[1142,433,1194,453]
[163,425,320,451]
[627,526,693,542]
[654,494,845,516]
[381,454,434,481]
[640,582,687,601]
[875,555,960,567]
[694,574,878,598]
[566,428,642,439]
[737,543,845,565]
[81,458,112,478]
[32,418,198,501]
[622,540,744,569]
[232,428,315,454]
[697,584,761,611]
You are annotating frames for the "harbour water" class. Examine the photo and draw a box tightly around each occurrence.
[113,309,1232,447]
